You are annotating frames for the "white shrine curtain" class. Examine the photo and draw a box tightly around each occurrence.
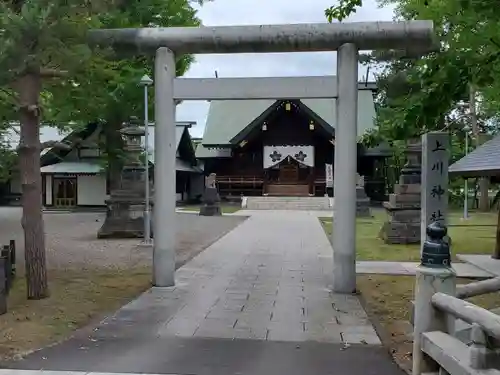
[263,145,314,169]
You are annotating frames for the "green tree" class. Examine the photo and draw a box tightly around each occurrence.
[0,0,203,299]
[325,0,362,22]
[48,0,201,190]
[327,0,500,250]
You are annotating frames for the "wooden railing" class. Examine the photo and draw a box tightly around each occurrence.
[216,175,263,196]
[216,175,264,184]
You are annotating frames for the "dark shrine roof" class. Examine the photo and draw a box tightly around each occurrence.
[196,87,377,159]
[449,134,500,177]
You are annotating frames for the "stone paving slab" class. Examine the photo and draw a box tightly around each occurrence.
[152,212,379,345]
[457,254,500,277]
[355,260,493,278]
[79,212,377,346]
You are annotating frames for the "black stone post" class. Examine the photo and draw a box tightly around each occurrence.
[2,245,12,295]
[9,240,15,278]
[421,222,451,268]
[0,257,7,315]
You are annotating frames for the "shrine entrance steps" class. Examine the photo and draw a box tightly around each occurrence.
[244,196,332,210]
[266,183,309,196]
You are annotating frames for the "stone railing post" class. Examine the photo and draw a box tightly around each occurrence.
[469,323,488,369]
[412,222,457,375]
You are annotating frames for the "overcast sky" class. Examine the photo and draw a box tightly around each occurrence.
[30,0,395,145]
[177,0,395,137]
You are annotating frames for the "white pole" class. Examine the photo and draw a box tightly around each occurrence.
[153,47,176,287]
[464,131,469,220]
[143,84,151,243]
[333,43,358,293]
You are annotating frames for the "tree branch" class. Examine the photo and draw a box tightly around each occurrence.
[39,68,68,78]
[39,141,72,150]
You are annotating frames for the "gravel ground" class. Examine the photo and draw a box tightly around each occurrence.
[0,207,247,270]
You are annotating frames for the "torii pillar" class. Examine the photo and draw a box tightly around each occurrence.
[87,22,436,291]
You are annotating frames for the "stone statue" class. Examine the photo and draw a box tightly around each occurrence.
[355,173,371,217]
[199,173,221,216]
[205,173,217,188]
[356,173,365,188]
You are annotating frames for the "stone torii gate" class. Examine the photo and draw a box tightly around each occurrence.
[88,21,435,293]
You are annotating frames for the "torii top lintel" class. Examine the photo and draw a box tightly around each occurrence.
[87,21,436,55]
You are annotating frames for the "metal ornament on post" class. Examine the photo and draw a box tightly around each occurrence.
[139,74,153,245]
[420,221,451,268]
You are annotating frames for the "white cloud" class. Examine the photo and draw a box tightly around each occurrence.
[176,0,395,137]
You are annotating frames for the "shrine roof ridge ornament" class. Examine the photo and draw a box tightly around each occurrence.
[87,21,437,55]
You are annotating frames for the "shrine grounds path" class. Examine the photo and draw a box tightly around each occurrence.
[4,210,403,375]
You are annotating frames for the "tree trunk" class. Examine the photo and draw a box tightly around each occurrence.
[493,206,500,259]
[469,84,490,212]
[17,73,49,299]
[103,120,125,191]
[473,178,479,209]
[479,177,490,211]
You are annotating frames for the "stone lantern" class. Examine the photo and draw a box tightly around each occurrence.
[380,138,422,244]
[97,117,153,238]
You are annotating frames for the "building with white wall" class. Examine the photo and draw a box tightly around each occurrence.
[5,122,203,209]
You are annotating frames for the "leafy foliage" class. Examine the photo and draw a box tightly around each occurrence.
[326,0,500,142]
[45,0,202,187]
[0,0,206,298]
[326,0,500,212]
[325,0,362,22]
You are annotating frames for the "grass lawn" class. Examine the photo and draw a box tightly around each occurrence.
[178,204,241,214]
[0,267,151,360]
[320,209,498,262]
[320,209,500,371]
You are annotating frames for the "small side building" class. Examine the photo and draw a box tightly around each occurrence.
[449,134,500,179]
[449,134,500,258]
[4,122,202,209]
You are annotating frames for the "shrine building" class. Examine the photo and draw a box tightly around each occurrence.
[195,82,391,202]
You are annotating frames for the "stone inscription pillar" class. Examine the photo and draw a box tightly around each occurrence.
[421,132,449,248]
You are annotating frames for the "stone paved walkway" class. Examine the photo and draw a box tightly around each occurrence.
[457,254,500,277]
[6,211,403,375]
[155,212,378,344]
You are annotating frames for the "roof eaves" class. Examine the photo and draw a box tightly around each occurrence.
[296,101,335,137]
[228,101,279,145]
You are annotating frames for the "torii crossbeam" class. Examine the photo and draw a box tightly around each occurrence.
[88,21,436,293]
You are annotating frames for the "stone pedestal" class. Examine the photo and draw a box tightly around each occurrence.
[380,139,422,244]
[412,266,456,375]
[355,174,371,217]
[98,117,152,239]
[199,186,222,216]
[356,188,371,217]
